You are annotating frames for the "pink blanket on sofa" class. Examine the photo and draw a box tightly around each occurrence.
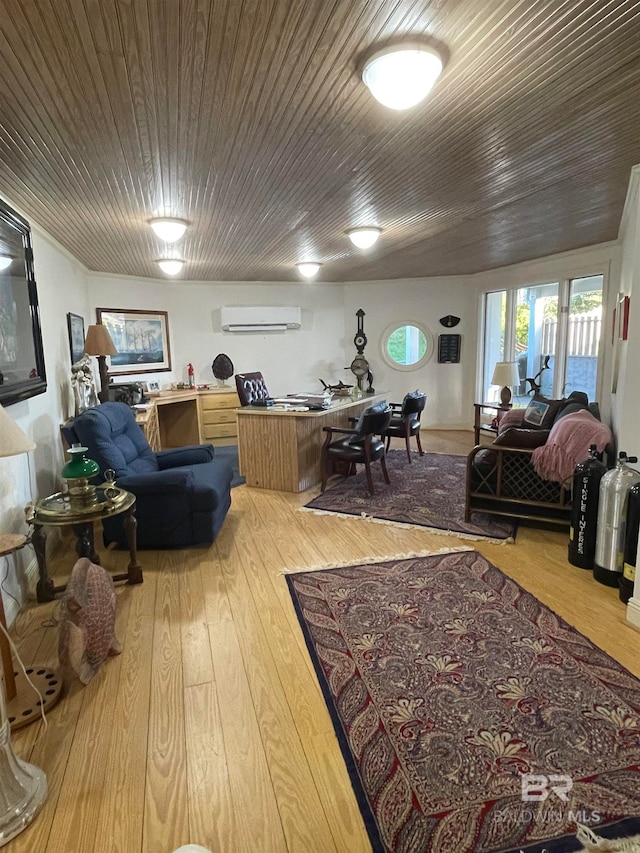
[531,410,612,484]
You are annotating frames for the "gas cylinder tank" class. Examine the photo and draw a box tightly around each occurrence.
[568,445,607,570]
[620,483,640,604]
[594,452,640,587]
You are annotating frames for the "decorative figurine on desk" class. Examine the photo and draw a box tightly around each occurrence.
[320,379,352,396]
[212,353,234,387]
[71,353,99,414]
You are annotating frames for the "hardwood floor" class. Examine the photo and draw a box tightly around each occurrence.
[9,431,640,853]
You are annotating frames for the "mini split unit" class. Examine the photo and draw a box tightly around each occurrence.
[220,305,302,332]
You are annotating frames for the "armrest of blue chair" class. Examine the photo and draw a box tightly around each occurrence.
[116,468,195,496]
[155,445,215,468]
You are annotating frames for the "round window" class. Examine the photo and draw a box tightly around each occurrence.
[381,322,432,371]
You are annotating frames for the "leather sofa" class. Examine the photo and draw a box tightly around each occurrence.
[465,392,613,526]
[62,402,233,548]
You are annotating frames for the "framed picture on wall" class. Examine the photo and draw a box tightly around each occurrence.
[96,308,171,374]
[67,312,85,365]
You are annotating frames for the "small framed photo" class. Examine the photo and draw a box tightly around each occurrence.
[146,380,161,394]
[67,312,85,365]
[96,308,171,374]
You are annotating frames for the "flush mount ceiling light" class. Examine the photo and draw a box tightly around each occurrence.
[149,218,188,242]
[156,258,185,276]
[0,255,12,270]
[362,43,443,110]
[296,262,322,279]
[347,227,382,249]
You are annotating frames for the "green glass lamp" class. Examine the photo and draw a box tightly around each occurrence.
[61,444,100,509]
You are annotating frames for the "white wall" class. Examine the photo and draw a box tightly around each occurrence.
[343,276,477,429]
[614,166,640,452]
[86,275,346,396]
[0,214,89,619]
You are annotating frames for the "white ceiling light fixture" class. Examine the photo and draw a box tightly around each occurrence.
[362,43,443,110]
[347,227,382,249]
[296,262,322,279]
[0,255,12,270]
[149,218,188,242]
[156,258,185,276]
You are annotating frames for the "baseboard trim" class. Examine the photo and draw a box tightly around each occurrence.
[626,595,640,630]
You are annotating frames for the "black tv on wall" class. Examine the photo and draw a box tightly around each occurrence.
[0,198,46,406]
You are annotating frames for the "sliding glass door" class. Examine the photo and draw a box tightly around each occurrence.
[481,274,603,406]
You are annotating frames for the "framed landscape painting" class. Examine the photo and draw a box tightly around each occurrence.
[96,308,171,375]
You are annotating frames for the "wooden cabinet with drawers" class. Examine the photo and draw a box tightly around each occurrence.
[199,389,239,446]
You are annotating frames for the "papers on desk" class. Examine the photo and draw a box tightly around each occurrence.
[287,393,333,409]
[271,403,309,411]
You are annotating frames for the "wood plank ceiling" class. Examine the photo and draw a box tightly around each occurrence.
[0,0,639,283]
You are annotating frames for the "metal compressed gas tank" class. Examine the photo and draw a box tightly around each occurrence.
[568,445,607,570]
[620,483,640,604]
[594,452,640,587]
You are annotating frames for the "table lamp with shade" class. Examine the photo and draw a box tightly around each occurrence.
[491,361,520,406]
[83,323,118,404]
[0,404,52,843]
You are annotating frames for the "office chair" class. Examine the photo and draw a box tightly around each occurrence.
[384,391,427,462]
[235,372,271,406]
[320,401,391,495]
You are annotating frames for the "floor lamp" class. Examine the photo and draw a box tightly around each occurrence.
[83,323,118,404]
[0,404,48,845]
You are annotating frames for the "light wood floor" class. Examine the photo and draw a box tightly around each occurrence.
[8,431,640,853]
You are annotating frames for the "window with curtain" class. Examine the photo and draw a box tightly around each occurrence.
[481,274,603,405]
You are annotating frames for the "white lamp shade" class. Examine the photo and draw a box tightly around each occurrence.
[491,361,520,388]
[347,228,381,249]
[296,262,321,278]
[0,255,12,271]
[156,258,185,276]
[362,45,443,110]
[0,405,36,457]
[150,218,188,242]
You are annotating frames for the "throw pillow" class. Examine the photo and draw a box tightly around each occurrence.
[554,401,588,422]
[494,428,550,449]
[523,394,564,429]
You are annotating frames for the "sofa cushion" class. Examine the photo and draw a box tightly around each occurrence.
[523,394,565,429]
[494,428,550,449]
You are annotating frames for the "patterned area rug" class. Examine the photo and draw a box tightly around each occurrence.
[286,551,640,853]
[303,451,516,541]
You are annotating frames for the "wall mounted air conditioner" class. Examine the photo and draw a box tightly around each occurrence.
[220,305,302,332]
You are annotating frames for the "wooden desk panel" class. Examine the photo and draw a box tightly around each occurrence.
[237,394,387,492]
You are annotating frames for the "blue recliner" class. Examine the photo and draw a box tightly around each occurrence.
[61,403,233,548]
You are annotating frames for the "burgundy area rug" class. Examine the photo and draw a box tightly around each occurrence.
[303,451,516,541]
[286,550,640,853]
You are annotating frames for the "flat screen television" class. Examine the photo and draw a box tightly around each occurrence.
[0,198,46,406]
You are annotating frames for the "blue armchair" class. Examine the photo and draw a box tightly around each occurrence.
[61,402,233,548]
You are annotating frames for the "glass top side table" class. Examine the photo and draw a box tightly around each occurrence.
[27,485,143,603]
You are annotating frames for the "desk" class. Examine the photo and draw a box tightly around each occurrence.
[135,388,239,451]
[28,487,143,603]
[237,393,387,492]
[473,402,511,444]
